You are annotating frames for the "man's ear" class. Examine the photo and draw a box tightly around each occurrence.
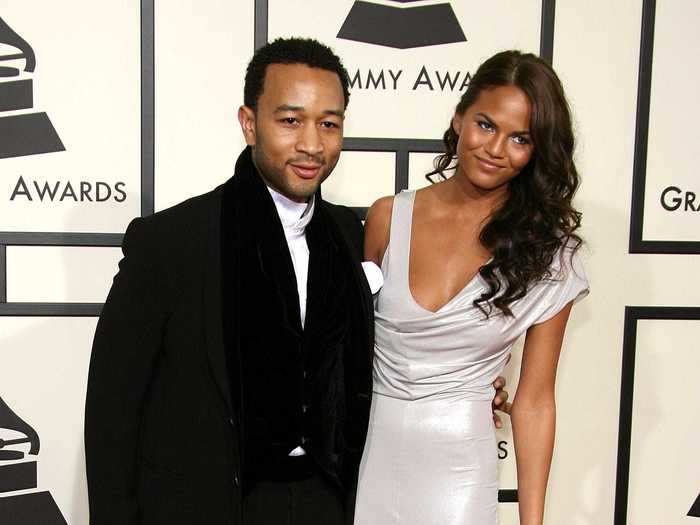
[451,112,462,136]
[238,105,257,146]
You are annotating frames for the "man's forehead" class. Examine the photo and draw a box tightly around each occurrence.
[263,63,340,88]
[259,63,344,105]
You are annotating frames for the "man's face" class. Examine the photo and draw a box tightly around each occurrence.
[238,63,345,202]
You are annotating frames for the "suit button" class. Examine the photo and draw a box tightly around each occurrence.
[302,404,308,413]
[233,473,240,487]
[228,417,235,427]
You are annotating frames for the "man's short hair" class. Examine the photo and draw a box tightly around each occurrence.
[244,37,351,111]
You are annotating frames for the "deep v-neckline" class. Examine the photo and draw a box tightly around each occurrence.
[406,192,490,315]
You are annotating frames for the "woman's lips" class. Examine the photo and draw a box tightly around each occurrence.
[290,164,322,179]
[475,156,503,172]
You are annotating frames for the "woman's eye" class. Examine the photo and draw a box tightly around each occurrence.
[477,120,493,131]
[512,135,530,145]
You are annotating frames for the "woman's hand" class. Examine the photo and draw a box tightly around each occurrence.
[492,373,512,428]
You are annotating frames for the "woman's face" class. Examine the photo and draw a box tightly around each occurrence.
[452,84,534,193]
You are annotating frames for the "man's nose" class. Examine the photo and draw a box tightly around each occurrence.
[296,123,323,157]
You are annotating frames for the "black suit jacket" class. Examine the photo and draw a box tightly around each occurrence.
[85,150,374,524]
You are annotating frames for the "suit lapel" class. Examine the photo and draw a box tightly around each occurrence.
[323,203,373,337]
[204,183,233,415]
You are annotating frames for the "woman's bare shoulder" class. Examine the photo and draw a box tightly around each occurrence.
[367,195,395,224]
[364,195,395,265]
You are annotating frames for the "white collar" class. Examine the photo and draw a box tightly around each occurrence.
[266,185,315,236]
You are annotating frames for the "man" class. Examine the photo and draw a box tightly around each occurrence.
[85,38,509,525]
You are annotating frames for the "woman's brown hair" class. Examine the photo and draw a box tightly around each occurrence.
[429,50,582,317]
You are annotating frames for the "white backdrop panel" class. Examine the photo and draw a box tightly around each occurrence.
[0,317,97,525]
[550,2,645,518]
[408,152,441,190]
[0,1,141,233]
[627,320,700,524]
[154,0,252,212]
[267,0,541,139]
[322,151,395,207]
[498,504,520,524]
[642,2,700,241]
[6,247,120,303]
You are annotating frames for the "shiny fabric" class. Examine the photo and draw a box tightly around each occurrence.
[354,191,589,525]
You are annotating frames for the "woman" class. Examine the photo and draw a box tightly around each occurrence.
[354,51,589,525]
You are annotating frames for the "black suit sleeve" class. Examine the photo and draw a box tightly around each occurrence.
[326,204,365,259]
[325,204,373,496]
[85,217,170,524]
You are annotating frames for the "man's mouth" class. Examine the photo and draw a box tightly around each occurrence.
[290,163,323,180]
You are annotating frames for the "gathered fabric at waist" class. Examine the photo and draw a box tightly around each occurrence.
[372,364,498,402]
[372,324,510,402]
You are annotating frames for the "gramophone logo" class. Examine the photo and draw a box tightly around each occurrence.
[690,493,700,518]
[0,16,65,160]
[337,0,466,49]
[0,395,67,524]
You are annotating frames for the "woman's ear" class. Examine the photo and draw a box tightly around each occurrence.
[451,112,462,136]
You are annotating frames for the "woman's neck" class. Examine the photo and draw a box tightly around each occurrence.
[439,168,510,220]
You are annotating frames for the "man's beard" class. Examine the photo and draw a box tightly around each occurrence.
[251,146,330,201]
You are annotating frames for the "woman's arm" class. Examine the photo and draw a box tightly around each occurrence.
[363,196,393,264]
[511,301,574,525]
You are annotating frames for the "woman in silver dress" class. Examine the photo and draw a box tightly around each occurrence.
[354,51,588,525]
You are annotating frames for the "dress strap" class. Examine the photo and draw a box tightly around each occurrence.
[386,190,416,282]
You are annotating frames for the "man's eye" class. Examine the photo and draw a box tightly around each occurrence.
[321,121,339,129]
[280,118,298,125]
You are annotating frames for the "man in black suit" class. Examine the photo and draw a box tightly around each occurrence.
[85,38,509,525]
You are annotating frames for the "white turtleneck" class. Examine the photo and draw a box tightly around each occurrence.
[266,185,315,328]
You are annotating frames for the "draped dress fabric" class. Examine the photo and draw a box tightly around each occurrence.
[354,190,589,525]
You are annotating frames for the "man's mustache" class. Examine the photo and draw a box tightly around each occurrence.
[288,154,325,166]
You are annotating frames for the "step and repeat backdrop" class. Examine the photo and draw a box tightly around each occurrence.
[0,0,698,523]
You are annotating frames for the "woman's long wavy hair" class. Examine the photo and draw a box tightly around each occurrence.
[428,50,582,317]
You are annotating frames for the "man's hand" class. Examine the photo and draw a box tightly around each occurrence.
[492,375,512,429]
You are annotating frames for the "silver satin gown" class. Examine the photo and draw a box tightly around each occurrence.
[354,191,589,525]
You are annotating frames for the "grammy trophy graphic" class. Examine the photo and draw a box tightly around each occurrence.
[337,0,466,49]
[0,15,64,159]
[0,394,66,524]
[690,492,700,518]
